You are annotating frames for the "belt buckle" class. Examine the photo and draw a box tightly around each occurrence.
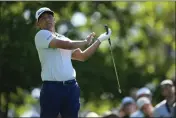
[63,80,70,85]
[63,81,67,85]
[63,80,74,85]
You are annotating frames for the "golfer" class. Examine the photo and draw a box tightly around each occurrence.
[34,7,111,118]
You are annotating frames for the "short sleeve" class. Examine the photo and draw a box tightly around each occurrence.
[35,30,56,48]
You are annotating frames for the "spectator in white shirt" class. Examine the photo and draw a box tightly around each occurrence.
[153,79,175,117]
[136,97,154,117]
[136,87,152,101]
[130,87,152,117]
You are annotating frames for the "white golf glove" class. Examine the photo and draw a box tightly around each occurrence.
[97,28,112,42]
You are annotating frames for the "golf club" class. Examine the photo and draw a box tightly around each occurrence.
[104,25,122,94]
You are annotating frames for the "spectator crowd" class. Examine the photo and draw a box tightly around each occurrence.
[80,79,176,118]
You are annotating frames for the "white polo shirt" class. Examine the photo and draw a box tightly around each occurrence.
[153,100,174,117]
[35,30,76,81]
[130,110,144,117]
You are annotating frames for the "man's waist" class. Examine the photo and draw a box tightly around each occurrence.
[43,79,76,85]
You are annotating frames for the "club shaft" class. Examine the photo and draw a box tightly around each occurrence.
[104,25,121,93]
[109,42,121,93]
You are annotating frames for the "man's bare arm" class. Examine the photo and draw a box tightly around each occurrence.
[49,38,88,49]
[72,28,112,61]
[72,40,101,61]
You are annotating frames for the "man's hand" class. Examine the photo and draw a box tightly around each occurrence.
[85,32,96,46]
[97,28,112,42]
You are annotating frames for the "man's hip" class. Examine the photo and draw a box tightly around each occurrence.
[40,79,80,118]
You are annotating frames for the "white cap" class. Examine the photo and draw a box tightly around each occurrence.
[35,7,54,21]
[160,80,173,86]
[137,97,151,109]
[136,87,151,97]
[122,97,135,105]
[31,88,40,99]
[85,112,99,117]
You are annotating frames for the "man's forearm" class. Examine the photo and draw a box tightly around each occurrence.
[70,40,87,49]
[82,40,101,60]
[49,38,88,49]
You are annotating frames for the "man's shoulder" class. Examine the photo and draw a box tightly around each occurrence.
[35,30,51,37]
[55,32,63,37]
[55,32,71,41]
[155,100,166,109]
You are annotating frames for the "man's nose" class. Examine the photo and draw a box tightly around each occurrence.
[46,17,50,21]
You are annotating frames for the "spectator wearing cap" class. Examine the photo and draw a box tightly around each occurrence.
[136,87,152,101]
[153,79,175,117]
[119,97,137,118]
[130,87,152,117]
[136,97,154,117]
[85,112,99,117]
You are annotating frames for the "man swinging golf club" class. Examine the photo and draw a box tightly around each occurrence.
[34,7,111,118]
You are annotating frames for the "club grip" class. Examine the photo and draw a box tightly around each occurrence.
[104,25,109,35]
[104,25,111,45]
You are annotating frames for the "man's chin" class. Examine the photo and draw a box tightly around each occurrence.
[46,25,54,28]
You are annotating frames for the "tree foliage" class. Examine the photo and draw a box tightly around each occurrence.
[0,1,175,115]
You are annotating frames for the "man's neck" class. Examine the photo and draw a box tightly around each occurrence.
[48,28,55,32]
[42,27,55,32]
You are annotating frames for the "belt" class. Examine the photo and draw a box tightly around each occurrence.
[43,79,76,86]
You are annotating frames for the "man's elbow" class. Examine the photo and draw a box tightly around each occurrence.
[79,54,88,62]
[80,58,87,62]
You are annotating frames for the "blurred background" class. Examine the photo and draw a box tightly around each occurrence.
[0,1,175,117]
